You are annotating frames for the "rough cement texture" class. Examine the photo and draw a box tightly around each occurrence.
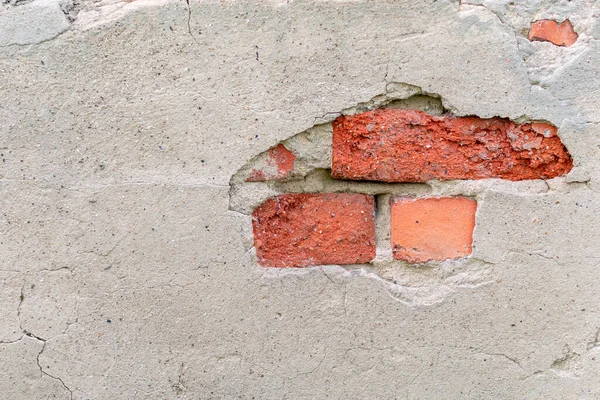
[1,0,600,398]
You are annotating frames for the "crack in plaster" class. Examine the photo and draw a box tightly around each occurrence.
[0,334,74,398]
[458,0,536,92]
[0,28,69,48]
[477,351,524,371]
[185,0,198,44]
[520,329,600,381]
[16,281,25,328]
[35,338,74,399]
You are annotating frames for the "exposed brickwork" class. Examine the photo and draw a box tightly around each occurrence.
[528,20,578,47]
[252,193,376,267]
[331,109,572,182]
[245,108,573,267]
[391,197,477,263]
[247,144,296,181]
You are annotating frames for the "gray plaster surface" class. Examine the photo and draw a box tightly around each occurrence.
[1,0,600,398]
[0,0,70,46]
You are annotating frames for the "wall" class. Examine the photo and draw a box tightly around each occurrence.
[1,0,600,398]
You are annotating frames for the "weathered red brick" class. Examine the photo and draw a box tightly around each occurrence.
[331,109,572,182]
[529,19,578,47]
[247,144,295,181]
[252,193,376,267]
[391,197,476,263]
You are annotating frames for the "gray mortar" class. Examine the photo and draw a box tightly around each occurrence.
[374,193,392,261]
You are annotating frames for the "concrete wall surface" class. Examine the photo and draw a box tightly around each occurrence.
[1,0,600,398]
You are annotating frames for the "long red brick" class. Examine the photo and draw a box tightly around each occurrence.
[252,193,376,268]
[331,109,572,182]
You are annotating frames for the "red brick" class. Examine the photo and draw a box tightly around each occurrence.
[331,109,572,182]
[247,144,295,181]
[252,193,376,267]
[529,20,578,47]
[391,197,476,263]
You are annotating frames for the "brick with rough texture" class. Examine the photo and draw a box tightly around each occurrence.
[247,144,296,181]
[252,193,376,267]
[331,109,572,182]
[391,197,476,263]
[528,20,578,47]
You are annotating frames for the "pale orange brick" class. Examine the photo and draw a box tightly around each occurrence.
[391,197,477,263]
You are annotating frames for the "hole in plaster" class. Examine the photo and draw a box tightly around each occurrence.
[229,82,572,305]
